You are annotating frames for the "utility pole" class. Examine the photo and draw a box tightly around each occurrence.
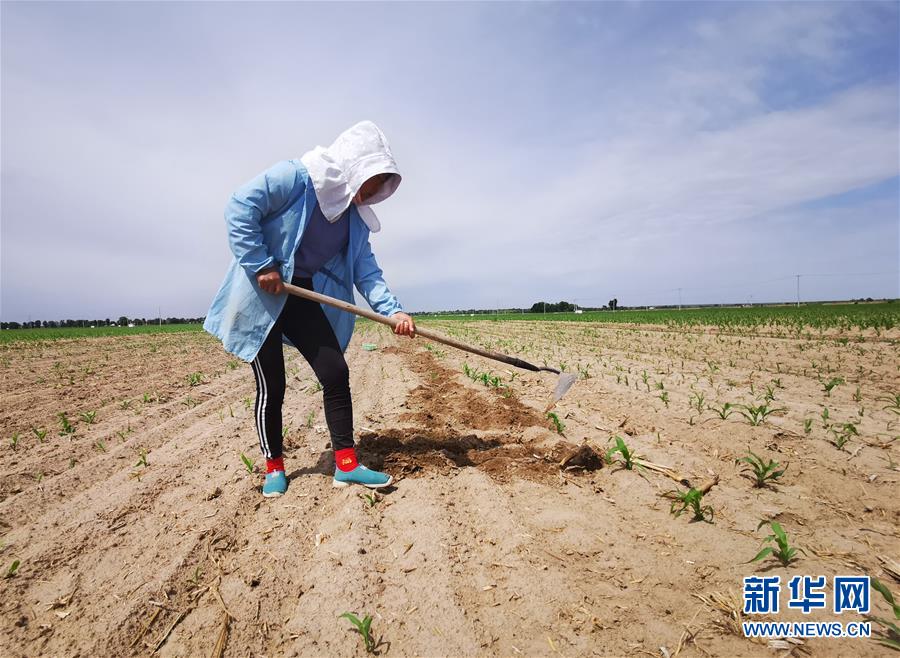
[795,275,800,308]
[677,288,683,310]
[158,306,162,326]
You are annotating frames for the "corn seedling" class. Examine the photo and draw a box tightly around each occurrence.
[95,440,107,453]
[546,412,565,435]
[736,450,787,488]
[240,452,255,474]
[10,433,20,450]
[188,566,203,587]
[58,412,75,436]
[606,436,639,470]
[822,377,844,396]
[243,397,253,410]
[669,488,713,523]
[829,422,858,450]
[5,560,20,578]
[142,392,152,403]
[749,521,803,567]
[31,427,47,443]
[711,402,736,420]
[803,418,813,435]
[120,399,132,410]
[852,386,862,403]
[866,577,900,651]
[340,612,376,653]
[135,448,148,468]
[187,372,203,386]
[821,407,830,428]
[361,493,377,507]
[763,384,776,403]
[738,403,784,427]
[226,359,239,370]
[689,392,706,414]
[80,410,97,424]
[879,393,900,415]
[659,391,670,407]
[306,412,315,428]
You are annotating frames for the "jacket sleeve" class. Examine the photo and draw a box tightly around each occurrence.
[354,236,403,317]
[225,160,303,274]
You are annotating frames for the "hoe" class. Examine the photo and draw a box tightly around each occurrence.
[283,283,578,407]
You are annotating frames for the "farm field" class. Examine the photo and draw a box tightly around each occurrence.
[0,313,898,657]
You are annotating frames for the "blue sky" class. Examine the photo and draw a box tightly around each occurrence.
[1,1,898,321]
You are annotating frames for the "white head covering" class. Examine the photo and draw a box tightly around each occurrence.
[299,121,401,233]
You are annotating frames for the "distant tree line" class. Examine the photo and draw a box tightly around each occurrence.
[1,317,205,329]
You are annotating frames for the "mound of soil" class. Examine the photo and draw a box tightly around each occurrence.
[357,429,559,484]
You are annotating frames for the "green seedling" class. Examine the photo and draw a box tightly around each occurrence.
[852,386,862,403]
[879,393,900,415]
[120,399,132,410]
[736,450,787,488]
[243,397,253,411]
[749,521,804,567]
[546,412,565,435]
[763,384,776,403]
[829,422,858,450]
[95,440,107,453]
[240,452,255,474]
[135,448,149,468]
[10,433,20,450]
[5,560,20,578]
[188,566,203,587]
[689,392,706,414]
[711,402,736,420]
[738,403,784,427]
[58,412,75,436]
[80,410,97,424]
[866,577,900,651]
[226,359,239,371]
[803,418,813,435]
[339,612,376,654]
[31,427,47,443]
[821,407,830,428]
[187,372,203,386]
[659,391,670,408]
[606,436,639,470]
[669,488,713,523]
[182,396,198,408]
[361,493,377,507]
[306,412,315,428]
[142,392,152,403]
[822,377,844,396]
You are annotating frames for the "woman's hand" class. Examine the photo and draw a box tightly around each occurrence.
[256,267,284,294]
[391,312,416,338]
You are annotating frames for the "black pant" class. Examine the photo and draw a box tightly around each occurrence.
[250,276,353,459]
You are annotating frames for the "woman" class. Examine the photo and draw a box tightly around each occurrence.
[203,121,416,497]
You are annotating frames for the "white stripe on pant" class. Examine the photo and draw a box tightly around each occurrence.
[250,356,270,458]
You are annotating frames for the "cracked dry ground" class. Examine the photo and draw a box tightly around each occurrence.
[0,320,897,657]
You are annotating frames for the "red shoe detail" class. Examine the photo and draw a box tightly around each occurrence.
[266,456,285,474]
[334,447,358,472]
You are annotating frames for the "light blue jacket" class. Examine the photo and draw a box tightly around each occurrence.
[203,159,403,362]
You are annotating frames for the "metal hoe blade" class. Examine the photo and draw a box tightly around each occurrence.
[552,372,578,404]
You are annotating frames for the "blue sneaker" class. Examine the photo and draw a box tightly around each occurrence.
[333,464,393,489]
[262,470,288,497]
